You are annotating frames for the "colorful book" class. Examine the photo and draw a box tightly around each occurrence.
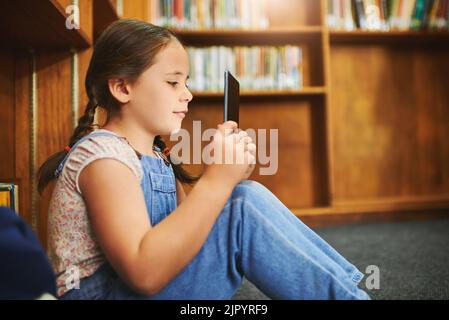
[0,183,19,214]
[411,0,426,29]
[186,46,303,92]
[354,0,368,29]
[152,0,270,30]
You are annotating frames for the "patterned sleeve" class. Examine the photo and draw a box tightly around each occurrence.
[62,134,143,195]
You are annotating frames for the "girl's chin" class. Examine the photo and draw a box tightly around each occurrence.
[164,124,183,136]
[170,127,182,135]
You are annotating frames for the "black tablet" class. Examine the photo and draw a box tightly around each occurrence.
[224,70,240,124]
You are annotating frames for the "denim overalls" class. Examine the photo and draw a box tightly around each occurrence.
[59,130,371,300]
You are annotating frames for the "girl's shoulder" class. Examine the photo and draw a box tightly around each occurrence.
[62,129,143,194]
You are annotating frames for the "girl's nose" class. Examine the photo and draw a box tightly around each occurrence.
[182,87,193,103]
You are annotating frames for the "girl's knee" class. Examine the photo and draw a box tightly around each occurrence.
[231,180,269,200]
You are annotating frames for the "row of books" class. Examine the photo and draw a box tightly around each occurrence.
[150,0,269,30]
[327,0,449,31]
[0,183,19,213]
[187,46,303,92]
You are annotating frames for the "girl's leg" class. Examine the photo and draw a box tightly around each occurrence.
[109,180,370,300]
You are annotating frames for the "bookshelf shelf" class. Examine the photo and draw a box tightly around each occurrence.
[173,26,323,35]
[192,87,327,98]
[329,30,449,44]
[172,27,323,46]
[0,0,91,49]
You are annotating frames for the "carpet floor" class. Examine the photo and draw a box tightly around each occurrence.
[231,217,449,300]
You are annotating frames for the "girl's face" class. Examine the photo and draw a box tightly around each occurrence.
[127,39,193,136]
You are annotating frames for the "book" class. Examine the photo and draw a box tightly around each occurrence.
[421,0,435,29]
[411,0,426,29]
[186,45,303,92]
[328,0,449,31]
[0,183,19,214]
[354,0,368,29]
[326,0,356,30]
[364,0,382,30]
[152,0,270,30]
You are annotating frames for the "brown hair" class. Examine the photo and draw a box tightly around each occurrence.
[37,19,200,194]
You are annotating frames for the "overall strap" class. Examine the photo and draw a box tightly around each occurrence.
[54,131,120,178]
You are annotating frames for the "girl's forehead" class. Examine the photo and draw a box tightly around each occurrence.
[155,41,189,69]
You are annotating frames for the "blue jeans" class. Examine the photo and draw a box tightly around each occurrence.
[60,131,370,300]
[61,182,370,299]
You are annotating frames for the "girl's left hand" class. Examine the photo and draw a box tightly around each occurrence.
[235,129,257,179]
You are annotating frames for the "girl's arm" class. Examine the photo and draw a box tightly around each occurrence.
[79,159,235,295]
[175,179,187,205]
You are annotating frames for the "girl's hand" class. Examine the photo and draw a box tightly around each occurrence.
[203,121,257,187]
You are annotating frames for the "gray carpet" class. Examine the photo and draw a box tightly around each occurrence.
[231,218,449,300]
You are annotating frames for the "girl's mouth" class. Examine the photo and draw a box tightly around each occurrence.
[173,111,186,119]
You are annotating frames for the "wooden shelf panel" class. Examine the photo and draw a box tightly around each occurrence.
[0,0,91,50]
[291,196,449,227]
[173,26,323,35]
[296,195,449,215]
[329,30,449,44]
[94,0,120,40]
[172,27,323,46]
[191,87,327,98]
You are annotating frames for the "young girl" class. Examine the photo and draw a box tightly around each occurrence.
[38,19,370,300]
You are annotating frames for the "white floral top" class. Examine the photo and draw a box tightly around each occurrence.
[47,130,143,296]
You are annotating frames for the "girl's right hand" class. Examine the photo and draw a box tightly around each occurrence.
[203,121,257,187]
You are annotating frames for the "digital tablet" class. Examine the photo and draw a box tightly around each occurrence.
[224,70,240,124]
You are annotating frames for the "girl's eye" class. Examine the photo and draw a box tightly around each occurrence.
[168,81,190,89]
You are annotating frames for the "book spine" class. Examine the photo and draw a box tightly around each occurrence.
[354,0,367,29]
[429,0,440,29]
[344,0,356,30]
[364,0,381,30]
[327,0,337,29]
[438,0,449,29]
[411,0,425,30]
[446,0,449,31]
[389,0,397,29]
[406,0,418,30]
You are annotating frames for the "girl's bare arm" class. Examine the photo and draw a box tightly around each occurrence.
[175,179,187,205]
[79,159,234,295]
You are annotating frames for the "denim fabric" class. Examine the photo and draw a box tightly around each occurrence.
[60,131,370,300]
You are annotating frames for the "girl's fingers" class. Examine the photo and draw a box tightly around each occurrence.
[246,142,256,152]
[240,136,252,145]
[237,130,248,141]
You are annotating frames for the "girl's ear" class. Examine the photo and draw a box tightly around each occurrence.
[108,78,131,104]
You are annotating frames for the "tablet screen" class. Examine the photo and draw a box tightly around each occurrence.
[224,70,240,124]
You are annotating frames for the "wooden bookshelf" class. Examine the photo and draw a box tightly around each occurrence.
[168,1,330,211]
[330,30,449,44]
[192,87,327,99]
[174,26,324,34]
[167,0,449,224]
[0,0,156,246]
[174,29,324,48]
[323,0,449,224]
[0,0,91,49]
[2,0,449,247]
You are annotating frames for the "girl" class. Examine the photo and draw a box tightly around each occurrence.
[38,19,370,300]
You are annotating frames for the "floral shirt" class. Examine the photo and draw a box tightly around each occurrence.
[47,130,143,296]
